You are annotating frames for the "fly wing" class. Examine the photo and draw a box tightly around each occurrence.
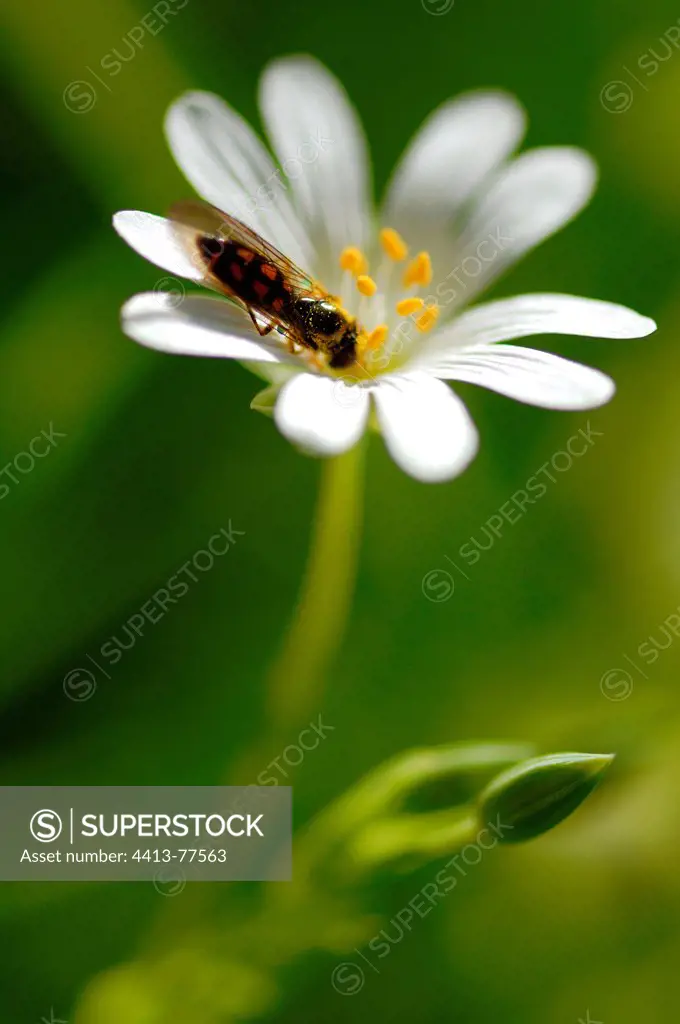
[168,199,317,295]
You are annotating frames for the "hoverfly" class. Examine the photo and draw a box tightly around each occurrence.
[170,200,359,369]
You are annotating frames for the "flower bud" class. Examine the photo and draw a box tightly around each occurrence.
[477,752,614,844]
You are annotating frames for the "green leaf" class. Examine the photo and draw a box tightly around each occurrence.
[297,742,533,881]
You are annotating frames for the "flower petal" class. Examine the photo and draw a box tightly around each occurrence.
[373,373,478,483]
[259,56,372,282]
[113,211,206,282]
[383,91,526,252]
[424,344,615,410]
[447,148,597,309]
[165,91,314,267]
[121,292,294,363]
[274,373,370,456]
[418,293,657,357]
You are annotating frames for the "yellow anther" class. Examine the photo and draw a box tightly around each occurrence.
[416,304,440,333]
[356,274,377,297]
[366,324,388,349]
[396,297,425,317]
[339,246,368,275]
[380,227,408,262]
[403,251,433,288]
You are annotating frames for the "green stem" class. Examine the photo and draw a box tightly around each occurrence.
[265,440,366,733]
[75,444,368,1024]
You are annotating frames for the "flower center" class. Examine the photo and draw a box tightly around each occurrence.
[335,227,440,380]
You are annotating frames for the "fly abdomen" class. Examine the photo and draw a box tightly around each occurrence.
[198,237,293,315]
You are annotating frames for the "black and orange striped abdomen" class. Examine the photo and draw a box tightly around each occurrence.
[195,230,357,368]
[198,237,294,316]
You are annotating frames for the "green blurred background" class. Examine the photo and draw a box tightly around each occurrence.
[2,0,680,1019]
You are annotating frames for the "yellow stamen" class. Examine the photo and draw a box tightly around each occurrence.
[380,227,408,262]
[416,303,440,333]
[396,297,425,317]
[403,251,433,288]
[366,323,388,349]
[356,274,377,297]
[339,246,368,275]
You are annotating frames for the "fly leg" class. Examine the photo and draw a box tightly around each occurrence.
[248,310,275,337]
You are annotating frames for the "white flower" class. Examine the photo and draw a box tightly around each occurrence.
[113,56,656,483]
